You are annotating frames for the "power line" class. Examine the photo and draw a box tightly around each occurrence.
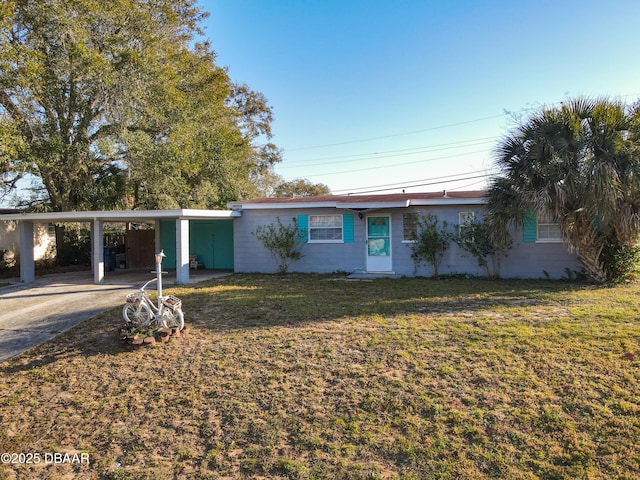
[279,137,498,168]
[334,171,480,193]
[287,149,491,179]
[285,93,640,153]
[285,113,508,151]
[279,141,495,169]
[331,170,493,194]
[337,173,493,195]
[448,178,490,191]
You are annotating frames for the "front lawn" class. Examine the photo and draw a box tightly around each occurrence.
[1,274,638,479]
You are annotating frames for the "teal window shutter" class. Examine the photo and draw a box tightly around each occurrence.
[343,214,354,242]
[297,215,308,243]
[523,210,537,242]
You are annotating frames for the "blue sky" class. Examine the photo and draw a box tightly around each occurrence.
[200,0,640,195]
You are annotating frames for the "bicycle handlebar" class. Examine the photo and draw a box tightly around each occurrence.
[140,278,158,291]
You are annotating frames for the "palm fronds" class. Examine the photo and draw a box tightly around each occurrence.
[487,97,640,282]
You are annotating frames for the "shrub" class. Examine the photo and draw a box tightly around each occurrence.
[0,248,15,270]
[455,216,511,278]
[253,217,304,274]
[55,224,92,266]
[409,214,452,277]
[600,236,640,282]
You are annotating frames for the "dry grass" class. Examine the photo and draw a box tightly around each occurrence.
[0,274,638,479]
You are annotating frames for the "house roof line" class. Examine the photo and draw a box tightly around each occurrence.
[228,190,487,210]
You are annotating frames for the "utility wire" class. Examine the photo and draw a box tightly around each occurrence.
[279,138,497,169]
[282,136,499,164]
[339,173,492,195]
[331,170,492,194]
[285,113,508,151]
[448,178,490,191]
[285,93,640,153]
[291,149,490,178]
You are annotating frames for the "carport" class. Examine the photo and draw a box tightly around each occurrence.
[0,209,240,285]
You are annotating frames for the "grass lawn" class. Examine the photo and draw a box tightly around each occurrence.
[1,274,638,479]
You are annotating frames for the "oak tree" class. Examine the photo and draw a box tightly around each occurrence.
[1,0,280,211]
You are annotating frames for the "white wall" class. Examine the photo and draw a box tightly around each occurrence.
[0,221,54,264]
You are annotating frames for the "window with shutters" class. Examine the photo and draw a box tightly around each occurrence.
[309,215,343,242]
[523,211,562,243]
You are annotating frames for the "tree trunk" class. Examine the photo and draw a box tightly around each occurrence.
[54,224,66,267]
[576,245,607,283]
[564,216,607,283]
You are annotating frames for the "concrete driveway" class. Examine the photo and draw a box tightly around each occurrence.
[0,269,229,363]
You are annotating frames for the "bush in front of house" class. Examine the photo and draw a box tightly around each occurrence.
[253,217,304,274]
[409,214,452,277]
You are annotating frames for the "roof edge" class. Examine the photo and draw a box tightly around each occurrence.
[0,209,240,222]
[228,191,487,210]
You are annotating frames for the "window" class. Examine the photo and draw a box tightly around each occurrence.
[309,215,343,242]
[458,211,475,233]
[537,221,561,242]
[523,211,563,243]
[537,213,561,242]
[403,213,418,242]
[459,211,474,226]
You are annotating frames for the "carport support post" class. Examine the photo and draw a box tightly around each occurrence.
[92,220,104,284]
[176,218,189,285]
[19,221,35,283]
[154,220,161,256]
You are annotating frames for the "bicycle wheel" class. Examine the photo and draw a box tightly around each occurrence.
[123,301,152,326]
[160,307,184,331]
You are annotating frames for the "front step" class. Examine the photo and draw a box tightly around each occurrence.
[347,271,399,279]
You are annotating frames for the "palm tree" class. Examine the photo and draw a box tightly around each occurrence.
[487,98,640,282]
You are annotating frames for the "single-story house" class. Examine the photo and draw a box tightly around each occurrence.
[228,191,580,279]
[0,191,580,284]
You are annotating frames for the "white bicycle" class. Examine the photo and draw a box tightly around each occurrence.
[122,278,184,331]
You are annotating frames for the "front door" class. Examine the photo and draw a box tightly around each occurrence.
[366,215,392,272]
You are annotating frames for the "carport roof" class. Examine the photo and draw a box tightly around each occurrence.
[0,208,240,223]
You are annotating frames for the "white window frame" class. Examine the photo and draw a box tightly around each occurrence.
[458,211,475,238]
[402,213,418,243]
[537,214,562,243]
[459,211,475,226]
[308,214,343,243]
